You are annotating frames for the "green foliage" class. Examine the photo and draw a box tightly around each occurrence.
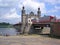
[0,22,10,25]
[0,22,13,28]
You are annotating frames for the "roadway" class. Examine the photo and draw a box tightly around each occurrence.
[0,35,60,45]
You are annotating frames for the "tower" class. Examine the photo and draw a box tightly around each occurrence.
[21,6,26,24]
[21,6,27,34]
[37,7,41,18]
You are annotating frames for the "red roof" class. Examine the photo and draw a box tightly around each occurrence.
[55,19,60,22]
[50,16,54,19]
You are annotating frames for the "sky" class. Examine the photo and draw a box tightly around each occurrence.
[0,0,60,24]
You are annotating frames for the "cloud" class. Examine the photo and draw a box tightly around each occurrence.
[0,0,21,24]
[0,0,19,15]
[0,0,59,24]
[42,0,60,5]
[0,0,18,7]
[4,9,20,19]
[55,6,60,10]
[19,0,46,14]
[0,8,21,24]
[47,9,57,13]
[45,5,60,19]
[47,5,60,13]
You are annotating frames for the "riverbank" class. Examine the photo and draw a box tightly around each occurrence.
[0,23,14,28]
[0,25,13,28]
[0,25,14,28]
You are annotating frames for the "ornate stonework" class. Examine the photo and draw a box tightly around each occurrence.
[21,6,41,34]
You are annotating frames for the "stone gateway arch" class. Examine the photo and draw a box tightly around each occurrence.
[21,6,41,34]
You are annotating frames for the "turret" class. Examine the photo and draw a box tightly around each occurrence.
[37,7,41,18]
[21,6,26,23]
[21,6,25,15]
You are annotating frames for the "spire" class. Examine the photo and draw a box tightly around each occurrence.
[22,6,25,15]
[22,6,24,10]
[38,7,40,11]
[37,7,41,18]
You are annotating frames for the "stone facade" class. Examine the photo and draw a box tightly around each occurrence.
[21,6,41,34]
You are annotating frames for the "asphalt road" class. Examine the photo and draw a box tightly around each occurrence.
[0,35,60,45]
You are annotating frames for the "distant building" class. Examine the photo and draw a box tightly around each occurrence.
[21,6,41,24]
[21,6,41,34]
[14,6,57,34]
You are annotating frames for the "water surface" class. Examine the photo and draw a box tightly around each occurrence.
[0,28,19,36]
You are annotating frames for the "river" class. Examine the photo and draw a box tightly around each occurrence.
[0,28,19,36]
